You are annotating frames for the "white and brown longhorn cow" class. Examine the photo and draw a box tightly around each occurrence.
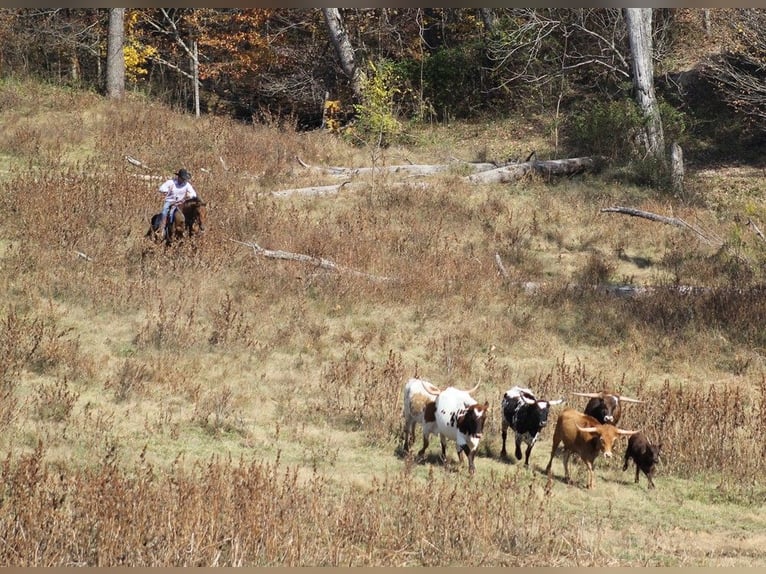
[434,384,488,475]
[545,407,638,489]
[401,377,442,456]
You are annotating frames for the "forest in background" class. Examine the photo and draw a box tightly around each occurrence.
[1,7,765,162]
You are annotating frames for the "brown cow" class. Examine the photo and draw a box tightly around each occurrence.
[623,432,662,489]
[545,408,638,489]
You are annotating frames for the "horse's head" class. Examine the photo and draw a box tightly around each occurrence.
[183,198,206,234]
[196,200,207,232]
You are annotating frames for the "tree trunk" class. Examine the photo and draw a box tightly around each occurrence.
[106,8,125,99]
[479,8,496,33]
[624,8,665,162]
[193,40,200,117]
[322,8,364,102]
[670,142,684,197]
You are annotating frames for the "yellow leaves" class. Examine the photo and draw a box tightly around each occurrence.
[124,39,156,82]
[323,100,349,134]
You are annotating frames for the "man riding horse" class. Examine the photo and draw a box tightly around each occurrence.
[157,168,197,239]
[146,168,208,246]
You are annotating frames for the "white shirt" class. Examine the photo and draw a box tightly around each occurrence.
[159,177,197,203]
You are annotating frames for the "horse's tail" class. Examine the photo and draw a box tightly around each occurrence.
[146,214,159,238]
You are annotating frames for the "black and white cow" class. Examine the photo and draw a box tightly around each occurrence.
[501,386,564,466]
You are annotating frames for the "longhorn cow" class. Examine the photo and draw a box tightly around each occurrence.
[434,384,488,475]
[572,389,641,425]
[401,377,442,456]
[545,407,638,489]
[500,386,564,466]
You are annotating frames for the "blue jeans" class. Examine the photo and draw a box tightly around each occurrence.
[161,199,175,218]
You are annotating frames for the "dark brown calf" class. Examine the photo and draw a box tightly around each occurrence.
[622,432,661,489]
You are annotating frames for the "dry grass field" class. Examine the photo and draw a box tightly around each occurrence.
[1,78,766,565]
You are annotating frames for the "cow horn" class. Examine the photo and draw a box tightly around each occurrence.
[521,394,537,405]
[617,429,640,436]
[422,381,442,396]
[548,398,565,406]
[576,424,599,433]
[617,396,642,403]
[464,382,480,395]
[572,392,602,398]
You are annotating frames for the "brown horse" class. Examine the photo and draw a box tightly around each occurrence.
[180,197,207,237]
[145,205,186,245]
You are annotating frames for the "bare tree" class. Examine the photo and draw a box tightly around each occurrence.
[106,8,125,99]
[322,8,364,102]
[624,8,665,162]
[140,9,201,113]
[484,9,632,93]
[703,8,766,128]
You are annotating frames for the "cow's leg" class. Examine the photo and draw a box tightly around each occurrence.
[562,451,572,484]
[417,426,431,458]
[402,420,414,452]
[456,444,465,466]
[623,451,630,472]
[500,420,509,458]
[515,435,524,462]
[646,470,656,489]
[635,465,640,484]
[545,439,560,479]
[439,435,448,465]
[586,461,594,489]
[465,446,476,475]
[524,442,534,466]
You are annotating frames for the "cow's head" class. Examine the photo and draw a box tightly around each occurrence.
[457,401,489,438]
[577,422,638,458]
[647,442,663,465]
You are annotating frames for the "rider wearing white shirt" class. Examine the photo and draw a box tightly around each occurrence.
[158,168,197,234]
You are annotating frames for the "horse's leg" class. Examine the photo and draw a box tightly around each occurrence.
[147,214,161,241]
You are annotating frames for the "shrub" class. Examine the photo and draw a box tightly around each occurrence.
[564,97,645,161]
[347,59,404,147]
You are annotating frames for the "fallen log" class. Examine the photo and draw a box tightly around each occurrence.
[466,156,598,184]
[271,181,353,198]
[229,238,396,283]
[270,180,429,198]
[296,156,499,179]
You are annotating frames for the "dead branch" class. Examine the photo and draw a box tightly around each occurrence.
[746,218,766,242]
[229,238,396,283]
[600,206,723,247]
[494,252,510,280]
[126,155,151,169]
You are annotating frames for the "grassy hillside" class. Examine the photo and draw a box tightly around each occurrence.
[1,78,766,566]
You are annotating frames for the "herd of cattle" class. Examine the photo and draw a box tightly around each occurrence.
[401,377,662,489]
